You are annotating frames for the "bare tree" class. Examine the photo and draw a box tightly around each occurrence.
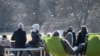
[71,0,94,28]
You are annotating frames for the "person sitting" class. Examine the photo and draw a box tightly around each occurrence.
[30,23,41,48]
[1,35,11,47]
[76,25,88,55]
[26,24,42,56]
[0,35,11,56]
[11,23,27,56]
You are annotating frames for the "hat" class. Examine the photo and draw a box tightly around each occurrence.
[32,24,40,30]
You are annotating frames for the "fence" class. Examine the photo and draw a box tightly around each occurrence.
[4,47,46,56]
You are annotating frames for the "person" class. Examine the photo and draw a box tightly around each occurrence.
[11,23,27,56]
[0,35,11,56]
[29,23,41,47]
[66,26,77,47]
[63,31,66,38]
[46,32,52,37]
[52,31,59,37]
[76,25,88,55]
[26,24,41,56]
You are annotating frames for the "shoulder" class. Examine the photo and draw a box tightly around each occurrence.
[78,31,82,34]
[23,31,26,34]
[13,31,17,34]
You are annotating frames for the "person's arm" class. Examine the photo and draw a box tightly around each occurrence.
[24,31,27,43]
[11,31,16,40]
[7,40,12,48]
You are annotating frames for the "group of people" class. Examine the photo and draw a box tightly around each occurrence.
[0,23,41,56]
[0,23,88,56]
[50,25,88,56]
[0,35,11,56]
[11,23,41,56]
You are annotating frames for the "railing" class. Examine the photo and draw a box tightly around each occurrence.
[4,47,46,56]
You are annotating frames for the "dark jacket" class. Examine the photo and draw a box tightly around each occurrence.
[77,31,88,46]
[11,29,27,48]
[30,30,41,47]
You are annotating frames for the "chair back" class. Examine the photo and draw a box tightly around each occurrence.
[44,36,67,56]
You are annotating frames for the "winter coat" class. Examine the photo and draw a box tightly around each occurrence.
[11,29,27,48]
[30,30,41,47]
[77,31,88,46]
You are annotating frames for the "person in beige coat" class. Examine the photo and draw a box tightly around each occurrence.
[1,35,11,47]
[0,35,11,56]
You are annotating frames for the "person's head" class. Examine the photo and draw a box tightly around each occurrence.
[18,23,24,30]
[81,25,88,33]
[2,35,7,40]
[52,31,59,37]
[63,31,67,37]
[47,32,51,37]
[32,23,40,31]
[67,26,74,32]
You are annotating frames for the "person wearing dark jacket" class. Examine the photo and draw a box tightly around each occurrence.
[66,26,77,47]
[30,24,41,47]
[11,23,27,56]
[26,24,41,56]
[76,25,88,55]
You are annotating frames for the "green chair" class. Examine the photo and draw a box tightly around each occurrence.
[44,36,68,56]
[86,34,100,56]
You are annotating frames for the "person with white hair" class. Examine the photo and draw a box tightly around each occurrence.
[18,23,24,29]
[26,23,41,56]
[32,24,40,31]
[11,23,27,56]
[30,24,41,44]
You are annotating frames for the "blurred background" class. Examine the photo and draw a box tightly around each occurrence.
[0,0,99,34]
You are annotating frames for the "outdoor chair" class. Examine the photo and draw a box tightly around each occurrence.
[86,34,100,56]
[44,36,68,56]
